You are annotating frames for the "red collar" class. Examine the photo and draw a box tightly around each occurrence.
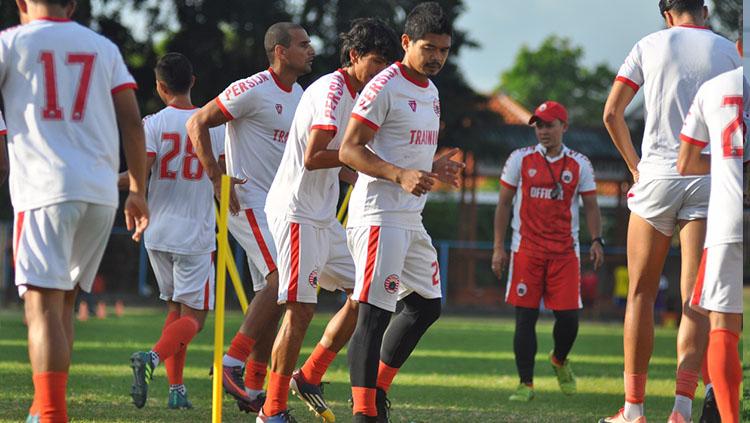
[396,61,429,88]
[337,68,357,99]
[168,104,198,111]
[268,67,293,93]
[34,17,72,23]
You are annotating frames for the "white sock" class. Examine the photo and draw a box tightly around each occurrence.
[672,394,692,419]
[170,384,187,395]
[623,401,644,420]
[245,388,264,399]
[148,351,160,368]
[222,354,244,367]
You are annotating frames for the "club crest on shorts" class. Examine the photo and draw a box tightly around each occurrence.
[517,282,528,297]
[561,169,573,184]
[384,274,400,294]
[433,98,441,117]
[308,270,319,288]
[408,100,417,112]
[528,168,537,177]
[275,104,283,114]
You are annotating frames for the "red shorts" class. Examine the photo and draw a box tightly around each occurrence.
[504,250,581,310]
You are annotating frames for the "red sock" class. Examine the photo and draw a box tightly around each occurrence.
[152,316,199,361]
[262,371,291,416]
[226,332,255,362]
[244,359,267,390]
[701,355,711,386]
[162,311,181,384]
[166,347,187,385]
[707,328,741,423]
[300,344,337,386]
[376,361,399,393]
[351,387,377,417]
[624,372,647,404]
[32,371,68,423]
[675,368,699,399]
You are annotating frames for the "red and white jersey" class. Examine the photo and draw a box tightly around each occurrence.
[616,25,739,178]
[500,144,597,256]
[679,68,748,247]
[266,69,357,226]
[0,18,137,212]
[143,106,225,255]
[347,62,441,230]
[0,110,6,135]
[215,68,303,210]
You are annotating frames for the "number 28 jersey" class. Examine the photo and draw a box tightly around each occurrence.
[0,18,137,212]
[144,106,225,255]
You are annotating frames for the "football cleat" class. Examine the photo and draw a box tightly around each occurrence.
[376,388,391,423]
[289,369,335,422]
[130,351,155,408]
[167,389,193,409]
[598,408,647,423]
[256,408,297,422]
[549,351,577,395]
[508,383,534,402]
[667,411,691,423]
[698,387,720,423]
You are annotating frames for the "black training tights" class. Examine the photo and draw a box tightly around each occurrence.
[513,307,580,384]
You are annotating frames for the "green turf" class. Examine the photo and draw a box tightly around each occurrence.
[0,291,746,423]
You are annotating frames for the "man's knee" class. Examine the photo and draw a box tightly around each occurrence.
[402,294,441,326]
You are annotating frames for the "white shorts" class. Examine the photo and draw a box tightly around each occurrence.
[347,225,441,313]
[627,176,709,236]
[691,243,742,314]
[13,202,116,297]
[271,217,355,304]
[227,208,278,292]
[147,249,216,310]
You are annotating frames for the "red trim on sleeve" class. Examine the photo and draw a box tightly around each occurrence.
[268,67,293,93]
[146,152,157,158]
[679,133,709,148]
[0,130,6,136]
[351,113,379,131]
[615,76,640,92]
[499,180,517,190]
[215,97,235,121]
[338,68,357,99]
[111,82,138,95]
[580,190,597,196]
[396,61,429,88]
[310,124,338,135]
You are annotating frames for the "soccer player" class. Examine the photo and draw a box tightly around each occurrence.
[600,1,740,422]
[677,64,747,423]
[1,0,149,421]
[126,53,225,410]
[260,18,400,423]
[339,3,463,422]
[186,22,314,412]
[491,100,604,402]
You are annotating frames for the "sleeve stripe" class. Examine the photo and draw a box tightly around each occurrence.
[215,97,234,121]
[111,82,138,95]
[146,151,157,157]
[351,113,379,131]
[580,190,597,196]
[615,76,640,92]
[0,130,6,136]
[679,133,709,147]
[310,124,338,135]
[499,179,517,190]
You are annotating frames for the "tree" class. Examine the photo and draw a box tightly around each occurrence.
[498,35,615,127]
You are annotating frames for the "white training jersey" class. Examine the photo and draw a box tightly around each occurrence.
[0,110,5,135]
[679,68,748,247]
[347,62,441,230]
[215,68,303,210]
[266,69,357,227]
[0,18,137,211]
[143,106,225,255]
[616,25,740,178]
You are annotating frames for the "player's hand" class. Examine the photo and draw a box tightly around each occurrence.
[432,148,465,188]
[491,247,508,279]
[590,242,604,270]
[397,168,437,197]
[212,176,246,215]
[124,192,149,242]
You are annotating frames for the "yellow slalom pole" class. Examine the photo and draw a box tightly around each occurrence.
[213,205,249,314]
[337,185,354,222]
[211,175,230,423]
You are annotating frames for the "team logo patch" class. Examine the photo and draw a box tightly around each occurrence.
[408,100,417,112]
[517,282,528,297]
[308,270,319,288]
[275,104,283,114]
[384,274,400,294]
[433,98,441,117]
[528,168,537,177]
[561,170,573,184]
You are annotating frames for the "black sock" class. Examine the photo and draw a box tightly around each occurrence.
[552,309,579,363]
[514,306,539,385]
[348,302,392,388]
[380,293,441,368]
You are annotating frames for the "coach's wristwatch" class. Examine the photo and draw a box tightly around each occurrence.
[591,237,605,247]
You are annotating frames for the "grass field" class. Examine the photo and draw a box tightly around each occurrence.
[0,291,748,423]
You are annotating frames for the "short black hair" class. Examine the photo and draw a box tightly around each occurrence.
[339,18,400,67]
[658,0,704,16]
[404,2,452,41]
[154,53,193,94]
[264,22,304,63]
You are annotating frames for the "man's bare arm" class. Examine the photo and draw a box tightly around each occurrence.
[676,141,710,175]
[603,81,640,181]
